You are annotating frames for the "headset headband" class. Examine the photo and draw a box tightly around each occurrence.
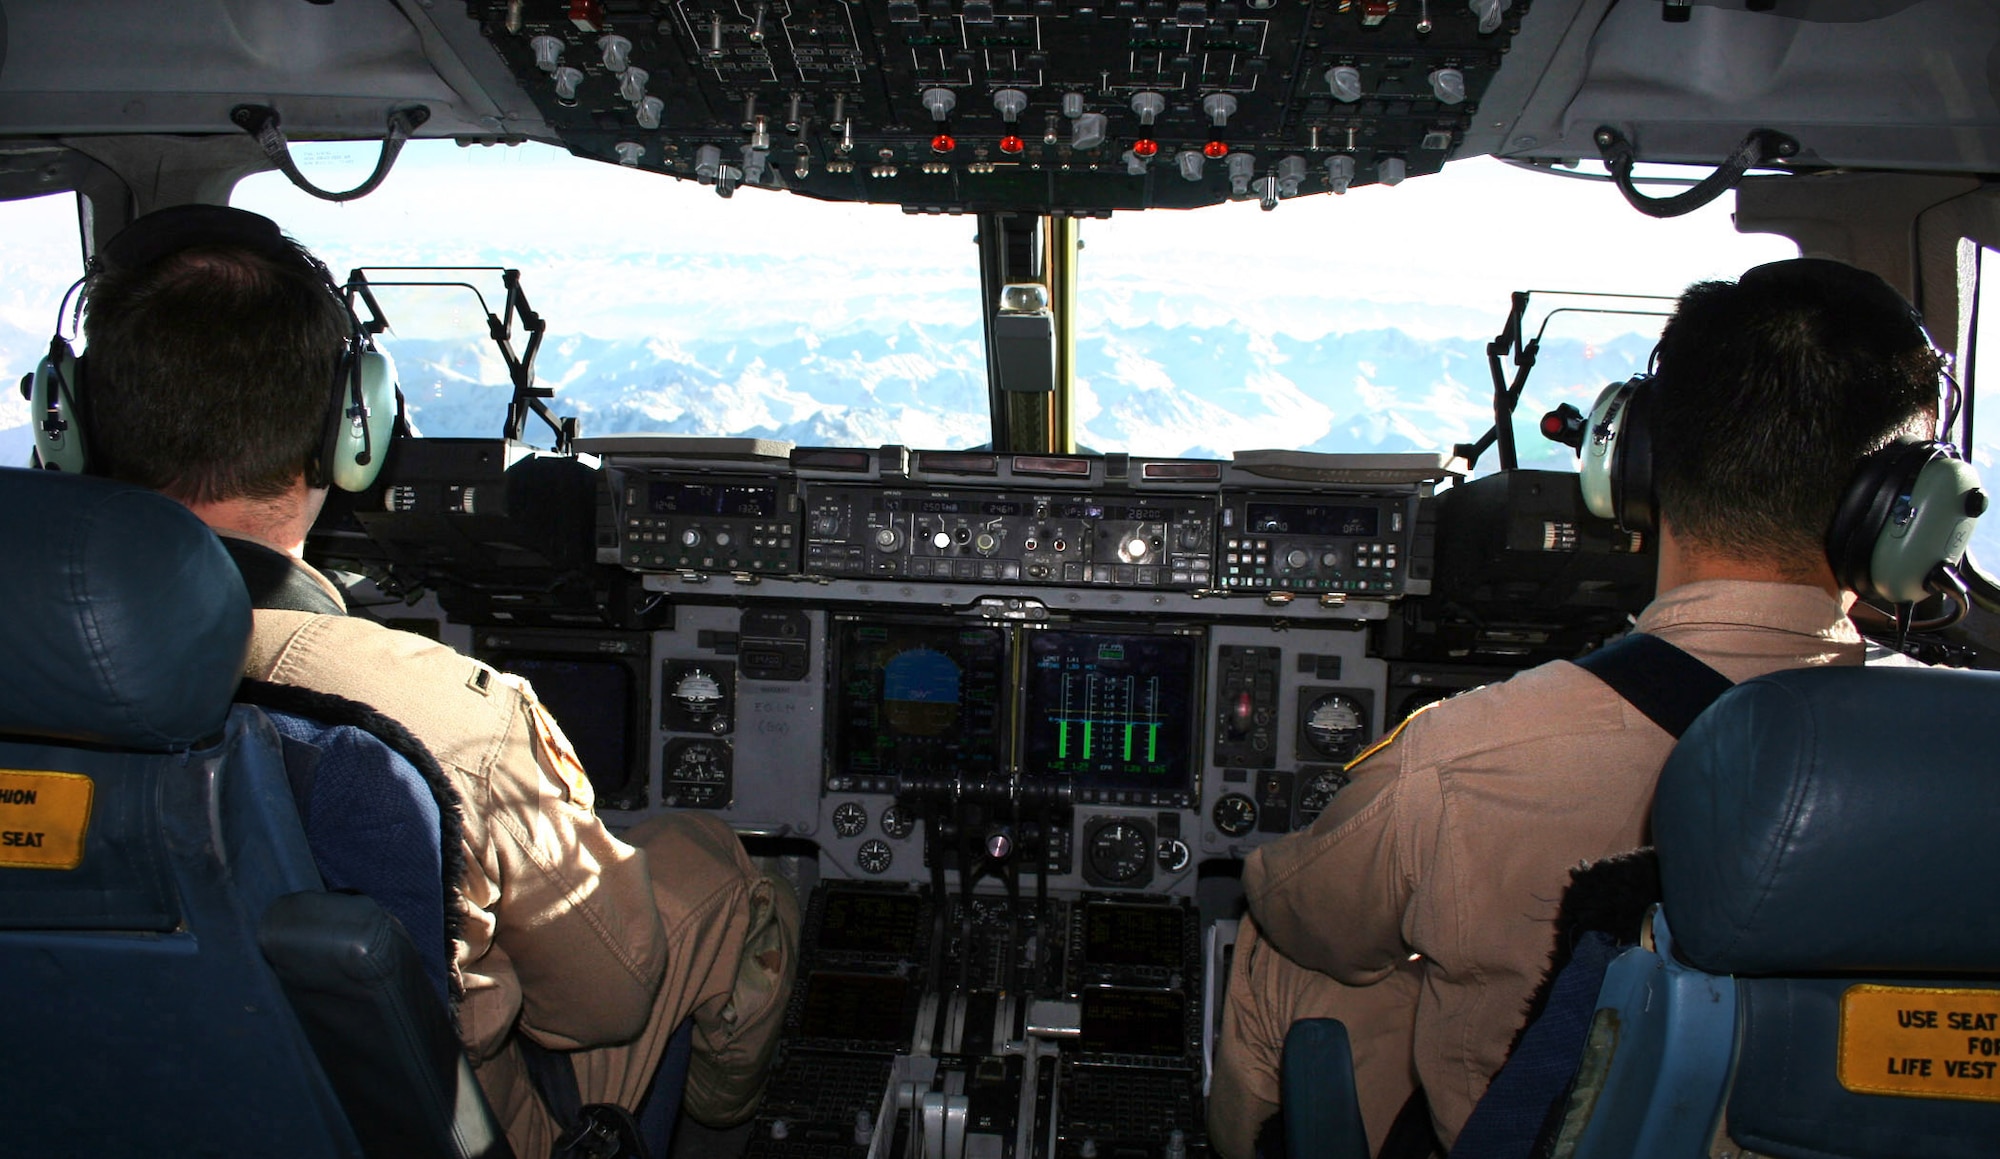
[99,205,304,276]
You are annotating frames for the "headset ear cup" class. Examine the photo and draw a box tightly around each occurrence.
[1870,450,1983,603]
[28,341,89,474]
[1579,379,1633,522]
[1613,381,1657,534]
[325,347,399,493]
[1826,440,1987,604]
[1579,377,1655,533]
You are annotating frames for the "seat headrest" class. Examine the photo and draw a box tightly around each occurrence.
[0,469,251,750]
[1656,665,2000,976]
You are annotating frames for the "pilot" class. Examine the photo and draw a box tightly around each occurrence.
[1209,258,1947,1157]
[73,205,798,1153]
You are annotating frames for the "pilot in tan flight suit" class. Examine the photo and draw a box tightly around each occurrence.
[73,205,797,1156]
[1209,258,1952,1157]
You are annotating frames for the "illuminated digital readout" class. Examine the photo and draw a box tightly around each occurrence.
[1082,903,1186,969]
[647,481,777,517]
[1079,988,1187,1056]
[833,621,1005,780]
[1245,502,1380,537]
[818,890,924,957]
[1021,630,1197,792]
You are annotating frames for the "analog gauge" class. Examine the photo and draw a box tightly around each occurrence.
[661,738,731,808]
[1212,793,1258,838]
[832,801,868,838]
[671,668,725,718]
[1300,691,1370,762]
[1295,768,1351,828]
[856,838,894,874]
[1086,821,1152,884]
[880,804,917,840]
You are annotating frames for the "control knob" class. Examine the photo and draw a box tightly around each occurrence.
[680,528,703,548]
[932,530,953,550]
[873,526,903,552]
[1285,548,1311,569]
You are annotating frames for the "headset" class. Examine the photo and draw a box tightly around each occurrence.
[1577,260,1986,611]
[20,204,398,493]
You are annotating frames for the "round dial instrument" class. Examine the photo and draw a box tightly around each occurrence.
[879,804,917,839]
[1301,692,1370,762]
[1086,821,1152,884]
[1295,768,1351,828]
[831,801,868,837]
[1211,793,1257,838]
[856,839,894,874]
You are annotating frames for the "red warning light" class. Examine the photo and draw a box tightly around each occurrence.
[1203,139,1229,159]
[1539,413,1564,438]
[1133,138,1159,158]
[931,133,957,154]
[999,134,1025,155]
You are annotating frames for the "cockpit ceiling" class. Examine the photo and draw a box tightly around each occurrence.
[0,0,1993,214]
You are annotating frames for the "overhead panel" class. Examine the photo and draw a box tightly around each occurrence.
[466,0,1528,212]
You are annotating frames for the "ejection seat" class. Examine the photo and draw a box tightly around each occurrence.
[0,468,509,1158]
[1279,664,2000,1159]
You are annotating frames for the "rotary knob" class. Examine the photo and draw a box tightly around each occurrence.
[1285,548,1310,569]
[680,528,703,548]
[874,526,903,552]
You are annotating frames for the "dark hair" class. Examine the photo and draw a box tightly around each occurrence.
[80,239,348,505]
[1651,258,1941,570]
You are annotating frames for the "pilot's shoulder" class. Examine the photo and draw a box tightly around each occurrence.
[1367,659,1623,771]
[247,610,518,733]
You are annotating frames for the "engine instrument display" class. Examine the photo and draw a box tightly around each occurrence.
[831,620,1006,790]
[1021,629,1200,804]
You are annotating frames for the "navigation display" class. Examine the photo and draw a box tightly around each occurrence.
[832,621,1006,782]
[493,656,637,796]
[1021,630,1198,792]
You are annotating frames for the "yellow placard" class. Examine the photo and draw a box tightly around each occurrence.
[0,770,95,871]
[1839,984,2000,1103]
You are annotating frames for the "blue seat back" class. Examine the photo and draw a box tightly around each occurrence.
[1561,665,2000,1159]
[0,468,363,1154]
[0,468,507,1158]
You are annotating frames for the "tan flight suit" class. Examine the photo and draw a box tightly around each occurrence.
[1209,581,1865,1158]
[238,549,798,1158]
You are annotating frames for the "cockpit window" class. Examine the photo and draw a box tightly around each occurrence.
[0,193,86,467]
[233,143,1795,463]
[1966,245,2000,572]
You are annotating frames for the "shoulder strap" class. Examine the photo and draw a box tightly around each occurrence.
[1573,633,1733,739]
[220,536,345,616]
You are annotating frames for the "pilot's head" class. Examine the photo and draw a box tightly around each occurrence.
[80,205,349,506]
[1650,257,1942,576]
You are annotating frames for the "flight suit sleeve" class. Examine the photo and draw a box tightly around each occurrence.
[1242,716,1440,985]
[482,676,671,1049]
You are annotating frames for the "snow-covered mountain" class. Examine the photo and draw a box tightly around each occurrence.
[382,320,1654,472]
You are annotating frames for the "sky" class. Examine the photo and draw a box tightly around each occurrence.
[3,138,1798,347]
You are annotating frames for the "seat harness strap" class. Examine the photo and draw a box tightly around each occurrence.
[1573,632,1733,739]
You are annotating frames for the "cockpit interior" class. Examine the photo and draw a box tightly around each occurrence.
[3,1,2000,1157]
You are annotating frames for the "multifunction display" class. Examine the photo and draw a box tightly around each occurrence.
[830,621,1006,792]
[1022,629,1199,807]
[647,481,778,517]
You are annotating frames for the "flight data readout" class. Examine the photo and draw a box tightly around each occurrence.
[832,621,1006,783]
[1021,630,1198,793]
